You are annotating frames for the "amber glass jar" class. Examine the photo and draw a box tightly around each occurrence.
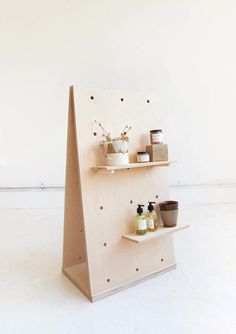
[137,152,150,163]
[150,129,163,144]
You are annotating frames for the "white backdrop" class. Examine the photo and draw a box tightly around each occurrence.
[0,0,235,187]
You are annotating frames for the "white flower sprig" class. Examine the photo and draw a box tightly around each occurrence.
[94,120,132,142]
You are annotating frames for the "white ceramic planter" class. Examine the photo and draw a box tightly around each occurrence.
[106,152,129,166]
[100,139,129,166]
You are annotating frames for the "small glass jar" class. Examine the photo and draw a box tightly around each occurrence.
[137,152,150,163]
[150,129,163,144]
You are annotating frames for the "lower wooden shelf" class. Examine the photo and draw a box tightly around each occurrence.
[122,224,189,244]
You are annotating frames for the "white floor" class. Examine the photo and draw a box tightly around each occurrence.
[0,189,236,334]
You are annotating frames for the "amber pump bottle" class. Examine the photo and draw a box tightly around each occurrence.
[135,204,147,235]
[146,202,158,231]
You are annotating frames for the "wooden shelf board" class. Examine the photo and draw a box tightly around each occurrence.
[122,224,189,244]
[91,160,174,172]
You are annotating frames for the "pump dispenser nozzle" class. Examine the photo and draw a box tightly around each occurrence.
[148,202,156,212]
[137,204,144,215]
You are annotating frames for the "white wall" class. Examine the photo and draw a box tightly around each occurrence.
[0,0,235,187]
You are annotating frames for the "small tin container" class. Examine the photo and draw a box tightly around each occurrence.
[150,129,163,144]
[137,152,150,163]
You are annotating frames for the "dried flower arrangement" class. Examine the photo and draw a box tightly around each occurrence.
[94,120,132,155]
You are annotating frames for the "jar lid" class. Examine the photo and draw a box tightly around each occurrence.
[150,129,162,133]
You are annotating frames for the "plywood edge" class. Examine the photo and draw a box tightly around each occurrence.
[122,224,190,244]
[91,263,177,302]
[91,160,175,172]
[63,264,92,301]
[63,86,92,296]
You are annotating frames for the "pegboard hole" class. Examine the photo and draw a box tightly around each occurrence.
[90,96,94,100]
[136,268,139,272]
[107,278,110,283]
[130,200,133,204]
[103,242,107,247]
[161,258,164,262]
[100,206,103,210]
[93,132,97,136]
[120,98,124,102]
[147,99,150,103]
[156,195,159,199]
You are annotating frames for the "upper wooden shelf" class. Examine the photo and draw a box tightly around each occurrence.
[91,161,173,172]
[122,224,189,244]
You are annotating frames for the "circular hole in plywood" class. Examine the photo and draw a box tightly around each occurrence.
[120,98,124,102]
[100,206,103,210]
[107,278,110,283]
[161,258,164,262]
[103,242,107,247]
[93,132,97,136]
[156,195,159,199]
[136,268,139,272]
[90,96,94,100]
[130,200,133,204]
[147,99,150,103]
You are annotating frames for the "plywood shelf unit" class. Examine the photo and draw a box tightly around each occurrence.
[122,225,189,244]
[91,160,173,172]
[63,86,189,303]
